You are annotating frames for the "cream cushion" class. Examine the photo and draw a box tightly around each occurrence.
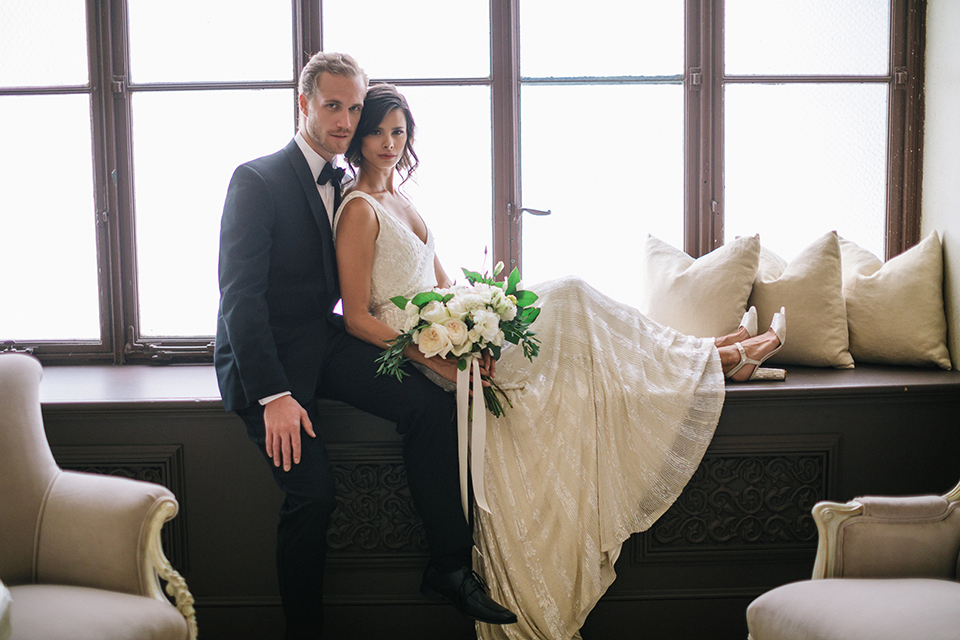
[7,584,188,640]
[748,231,854,368]
[641,234,760,338]
[840,232,951,369]
[746,578,960,640]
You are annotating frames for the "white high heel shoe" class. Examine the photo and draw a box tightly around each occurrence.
[740,306,758,339]
[725,307,786,381]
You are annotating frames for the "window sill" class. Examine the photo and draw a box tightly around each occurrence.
[37,362,960,413]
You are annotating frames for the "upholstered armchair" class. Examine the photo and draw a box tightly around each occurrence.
[0,353,197,640]
[746,479,960,640]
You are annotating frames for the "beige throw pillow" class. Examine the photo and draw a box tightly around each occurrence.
[641,234,760,338]
[840,232,951,369]
[748,231,855,368]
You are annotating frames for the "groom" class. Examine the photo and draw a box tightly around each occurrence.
[215,52,516,638]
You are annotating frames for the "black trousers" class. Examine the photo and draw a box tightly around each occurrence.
[237,330,473,639]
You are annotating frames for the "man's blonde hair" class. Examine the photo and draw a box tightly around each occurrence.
[298,51,368,101]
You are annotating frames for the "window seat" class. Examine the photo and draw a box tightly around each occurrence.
[34,361,960,640]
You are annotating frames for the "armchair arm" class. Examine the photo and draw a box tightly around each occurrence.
[35,471,197,639]
[811,478,960,580]
[0,578,11,640]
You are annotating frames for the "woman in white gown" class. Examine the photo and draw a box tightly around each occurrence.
[333,85,784,640]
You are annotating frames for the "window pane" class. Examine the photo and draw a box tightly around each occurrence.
[520,1,683,78]
[322,0,490,79]
[391,86,493,277]
[520,84,684,308]
[131,89,295,337]
[0,0,88,87]
[0,94,99,340]
[724,84,887,261]
[128,0,293,83]
[725,0,889,76]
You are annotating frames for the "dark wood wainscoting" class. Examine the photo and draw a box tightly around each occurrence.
[39,364,960,640]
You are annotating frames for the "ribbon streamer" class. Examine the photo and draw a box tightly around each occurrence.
[456,356,491,521]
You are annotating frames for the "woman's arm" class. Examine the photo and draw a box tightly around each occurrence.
[335,198,462,383]
[434,255,454,289]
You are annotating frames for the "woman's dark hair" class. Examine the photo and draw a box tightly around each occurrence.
[345,84,419,183]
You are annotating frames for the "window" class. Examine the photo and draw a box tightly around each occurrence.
[0,0,924,362]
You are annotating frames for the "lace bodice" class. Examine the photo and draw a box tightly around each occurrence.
[334,191,437,331]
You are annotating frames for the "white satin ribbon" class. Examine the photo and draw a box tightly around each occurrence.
[455,356,491,521]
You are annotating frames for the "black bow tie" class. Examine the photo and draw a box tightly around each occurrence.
[317,163,345,187]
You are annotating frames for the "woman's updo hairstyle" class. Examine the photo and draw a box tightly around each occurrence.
[345,83,419,183]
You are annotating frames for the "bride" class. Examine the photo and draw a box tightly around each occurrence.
[333,84,784,639]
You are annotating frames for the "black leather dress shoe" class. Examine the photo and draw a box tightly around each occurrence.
[420,565,518,625]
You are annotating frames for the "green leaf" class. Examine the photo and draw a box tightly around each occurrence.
[505,268,521,295]
[461,268,484,283]
[458,358,468,371]
[441,293,455,303]
[489,344,501,360]
[411,291,443,307]
[521,307,541,323]
[390,295,410,310]
[514,290,538,307]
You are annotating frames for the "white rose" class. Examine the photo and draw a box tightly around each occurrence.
[442,317,470,347]
[419,300,449,324]
[450,341,474,357]
[415,323,453,359]
[498,302,517,322]
[445,296,468,320]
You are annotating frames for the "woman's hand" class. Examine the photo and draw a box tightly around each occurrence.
[418,351,496,390]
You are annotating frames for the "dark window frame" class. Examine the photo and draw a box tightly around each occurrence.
[2,0,924,364]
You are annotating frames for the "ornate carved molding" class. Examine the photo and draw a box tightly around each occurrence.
[326,453,428,558]
[637,436,839,560]
[51,444,188,571]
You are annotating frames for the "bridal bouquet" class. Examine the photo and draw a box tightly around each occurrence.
[376,262,540,417]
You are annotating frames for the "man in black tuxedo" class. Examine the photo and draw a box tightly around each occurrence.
[215,52,516,638]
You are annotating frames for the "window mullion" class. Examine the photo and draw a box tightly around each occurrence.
[885,0,925,260]
[490,0,521,274]
[685,0,720,258]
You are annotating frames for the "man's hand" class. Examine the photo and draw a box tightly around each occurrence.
[263,395,315,471]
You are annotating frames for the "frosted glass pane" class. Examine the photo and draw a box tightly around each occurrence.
[132,89,295,337]
[724,84,887,261]
[0,0,88,86]
[520,84,683,308]
[521,0,683,77]
[726,0,889,75]
[389,86,492,277]
[0,94,99,340]
[323,0,489,79]
[128,0,293,83]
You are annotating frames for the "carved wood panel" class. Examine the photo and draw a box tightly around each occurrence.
[326,446,428,560]
[636,435,840,560]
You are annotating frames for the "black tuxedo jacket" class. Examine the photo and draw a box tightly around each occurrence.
[215,138,344,413]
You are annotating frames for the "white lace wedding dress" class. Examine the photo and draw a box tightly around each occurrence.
[335,191,725,640]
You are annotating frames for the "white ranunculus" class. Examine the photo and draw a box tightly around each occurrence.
[416,323,453,358]
[456,292,485,312]
[471,308,502,343]
[419,300,449,324]
[442,317,470,347]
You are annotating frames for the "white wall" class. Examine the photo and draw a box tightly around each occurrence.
[921,0,960,369]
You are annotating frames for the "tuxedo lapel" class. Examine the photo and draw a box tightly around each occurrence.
[282,139,339,294]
